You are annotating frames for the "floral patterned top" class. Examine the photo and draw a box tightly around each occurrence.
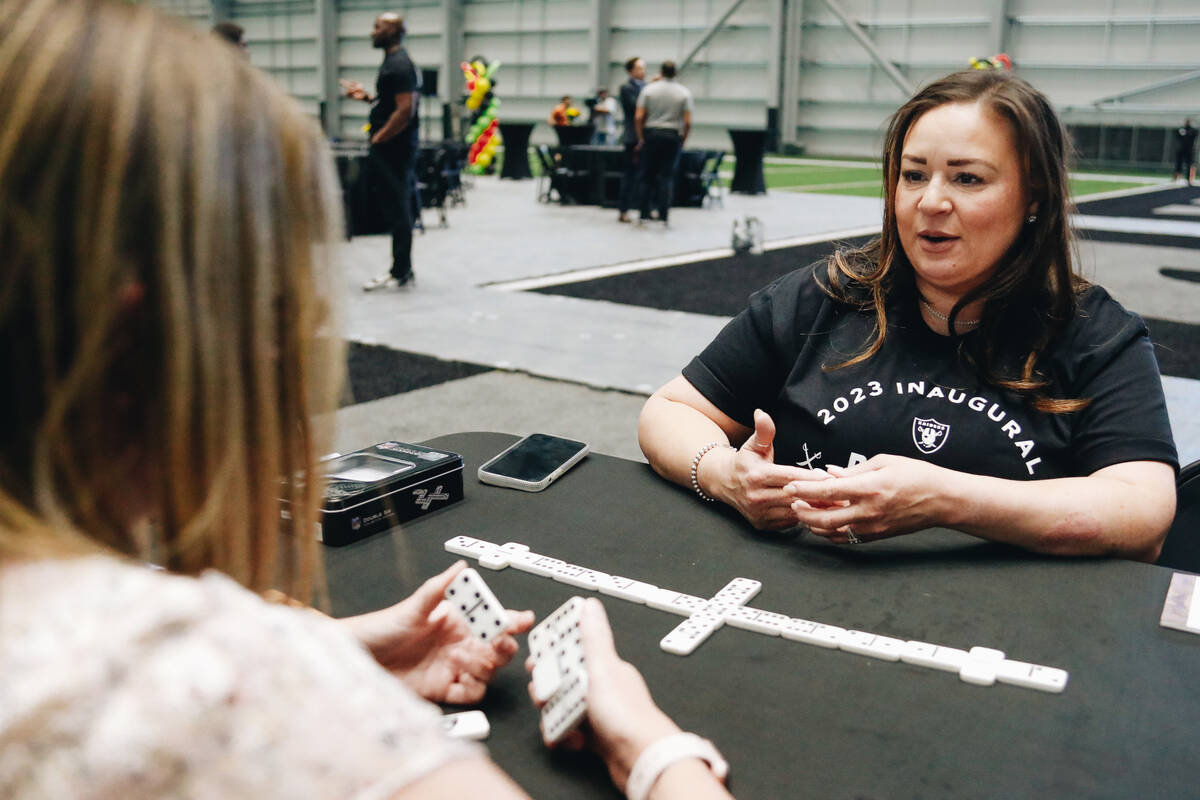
[0,556,479,798]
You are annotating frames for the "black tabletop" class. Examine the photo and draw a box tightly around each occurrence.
[324,432,1199,799]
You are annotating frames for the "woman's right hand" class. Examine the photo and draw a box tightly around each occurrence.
[700,409,830,531]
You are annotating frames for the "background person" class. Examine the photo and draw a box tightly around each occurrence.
[0,3,734,799]
[549,94,574,127]
[342,12,420,291]
[634,60,693,226]
[1173,118,1197,185]
[211,20,248,56]
[617,56,647,223]
[591,87,618,145]
[638,70,1177,561]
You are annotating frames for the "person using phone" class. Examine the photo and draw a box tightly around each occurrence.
[0,3,733,799]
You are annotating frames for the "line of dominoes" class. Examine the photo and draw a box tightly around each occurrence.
[445,535,1069,693]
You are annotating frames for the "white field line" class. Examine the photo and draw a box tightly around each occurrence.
[484,224,882,292]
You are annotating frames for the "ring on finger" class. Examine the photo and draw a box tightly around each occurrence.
[845,526,862,545]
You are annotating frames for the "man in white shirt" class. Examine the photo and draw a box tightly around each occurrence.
[591,87,618,145]
[634,60,693,225]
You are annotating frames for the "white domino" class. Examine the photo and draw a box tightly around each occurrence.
[660,610,725,656]
[528,597,589,745]
[441,710,490,740]
[444,535,485,557]
[552,563,608,590]
[781,621,845,649]
[646,590,708,616]
[900,641,970,673]
[597,575,659,604]
[725,607,787,636]
[444,567,509,642]
[478,551,510,570]
[531,655,563,702]
[839,630,905,662]
[968,646,1006,663]
[523,556,567,578]
[995,660,1069,693]
[958,660,998,686]
[712,577,762,607]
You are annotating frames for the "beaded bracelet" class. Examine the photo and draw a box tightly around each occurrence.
[689,442,724,503]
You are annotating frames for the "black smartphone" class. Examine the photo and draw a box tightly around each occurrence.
[477,433,590,492]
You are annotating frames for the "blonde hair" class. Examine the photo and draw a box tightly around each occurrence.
[0,0,344,598]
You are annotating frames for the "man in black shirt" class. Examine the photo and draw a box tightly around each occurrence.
[1173,119,1197,186]
[342,13,421,290]
[616,56,645,223]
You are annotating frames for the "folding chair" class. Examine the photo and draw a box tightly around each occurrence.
[700,150,726,208]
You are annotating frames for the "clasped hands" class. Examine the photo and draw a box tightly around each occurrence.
[708,409,951,543]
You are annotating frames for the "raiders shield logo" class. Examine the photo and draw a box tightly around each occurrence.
[912,417,950,454]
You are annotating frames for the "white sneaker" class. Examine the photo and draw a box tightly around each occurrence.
[362,273,413,292]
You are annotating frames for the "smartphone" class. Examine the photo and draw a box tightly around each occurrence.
[477,433,590,492]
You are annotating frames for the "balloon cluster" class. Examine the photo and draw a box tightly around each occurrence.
[462,58,502,173]
[968,53,1012,71]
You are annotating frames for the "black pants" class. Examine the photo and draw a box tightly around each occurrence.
[638,129,682,222]
[617,140,640,214]
[370,146,414,279]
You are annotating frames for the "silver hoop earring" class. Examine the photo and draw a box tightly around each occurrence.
[1026,214,1038,224]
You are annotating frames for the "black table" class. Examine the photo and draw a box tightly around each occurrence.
[498,122,534,180]
[728,128,767,194]
[324,432,1199,799]
[555,123,595,147]
[555,146,710,208]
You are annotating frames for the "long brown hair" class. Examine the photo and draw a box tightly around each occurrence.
[822,70,1087,413]
[0,0,344,597]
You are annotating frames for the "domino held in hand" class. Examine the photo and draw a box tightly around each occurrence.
[445,567,509,642]
[528,596,589,745]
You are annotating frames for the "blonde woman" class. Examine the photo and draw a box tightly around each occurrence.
[0,2,733,799]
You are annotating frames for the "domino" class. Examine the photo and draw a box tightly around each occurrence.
[646,590,709,616]
[528,597,589,745]
[660,610,725,656]
[531,655,563,702]
[725,607,787,636]
[995,660,1069,693]
[900,641,970,673]
[445,567,509,642]
[968,646,1006,663]
[444,535,485,557]
[478,551,509,570]
[552,563,608,590]
[959,659,998,687]
[597,575,658,604]
[523,556,567,578]
[839,630,905,662]
[781,621,844,649]
[712,577,762,607]
[441,710,490,740]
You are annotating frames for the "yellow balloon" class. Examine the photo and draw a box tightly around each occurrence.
[466,94,481,111]
[477,78,491,95]
[472,60,485,75]
[477,153,492,167]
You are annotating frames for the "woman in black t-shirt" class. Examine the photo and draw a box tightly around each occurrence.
[638,70,1177,561]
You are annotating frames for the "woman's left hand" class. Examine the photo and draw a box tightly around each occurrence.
[342,561,535,705]
[787,454,953,544]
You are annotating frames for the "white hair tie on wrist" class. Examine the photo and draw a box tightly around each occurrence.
[626,732,729,800]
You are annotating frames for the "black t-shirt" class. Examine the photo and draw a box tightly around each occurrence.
[682,264,1178,481]
[1175,125,1198,156]
[369,47,420,158]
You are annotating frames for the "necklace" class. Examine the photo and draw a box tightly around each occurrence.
[920,298,980,329]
